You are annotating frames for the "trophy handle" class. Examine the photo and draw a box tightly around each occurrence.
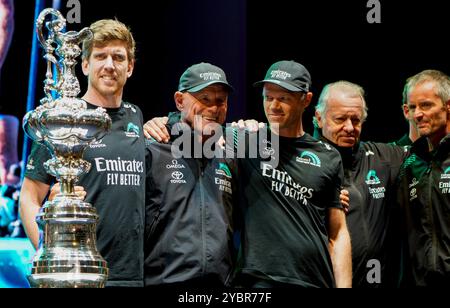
[36,9,65,49]
[36,9,66,104]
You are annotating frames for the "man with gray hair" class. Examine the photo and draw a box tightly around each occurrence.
[393,81,422,146]
[313,80,408,287]
[397,69,450,286]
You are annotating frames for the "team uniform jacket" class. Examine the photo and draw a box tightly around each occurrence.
[398,135,450,286]
[144,121,239,286]
[315,130,408,287]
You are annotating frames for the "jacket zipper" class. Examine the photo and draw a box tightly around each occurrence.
[199,160,207,275]
[427,163,437,273]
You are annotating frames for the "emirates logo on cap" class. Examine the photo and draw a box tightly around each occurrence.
[270,70,291,80]
[200,72,222,81]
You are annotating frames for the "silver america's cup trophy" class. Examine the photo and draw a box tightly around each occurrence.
[23,8,111,287]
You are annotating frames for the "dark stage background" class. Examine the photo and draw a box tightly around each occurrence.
[1,0,450,159]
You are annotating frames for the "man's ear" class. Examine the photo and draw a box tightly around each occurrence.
[303,92,313,108]
[174,91,184,111]
[315,110,323,129]
[82,58,89,76]
[402,104,411,120]
[127,59,135,78]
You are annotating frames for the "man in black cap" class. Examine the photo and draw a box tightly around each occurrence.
[144,62,240,287]
[144,60,352,288]
[232,60,351,287]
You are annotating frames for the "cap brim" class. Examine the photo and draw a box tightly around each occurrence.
[186,81,234,93]
[253,79,305,92]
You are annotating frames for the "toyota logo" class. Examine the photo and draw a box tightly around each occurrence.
[263,147,275,156]
[172,171,184,180]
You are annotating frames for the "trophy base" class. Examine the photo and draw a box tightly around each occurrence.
[28,273,108,288]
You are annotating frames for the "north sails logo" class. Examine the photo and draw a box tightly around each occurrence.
[270,70,291,80]
[365,170,381,185]
[125,122,140,138]
[200,72,222,81]
[296,151,321,167]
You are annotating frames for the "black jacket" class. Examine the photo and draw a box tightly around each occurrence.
[144,119,239,286]
[398,135,450,286]
[314,129,408,287]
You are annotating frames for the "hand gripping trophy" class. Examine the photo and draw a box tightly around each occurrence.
[23,9,111,288]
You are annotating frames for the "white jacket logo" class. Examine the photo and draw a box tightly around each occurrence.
[90,139,106,149]
[409,178,418,201]
[170,170,186,184]
[263,147,275,156]
[124,104,137,113]
[166,160,186,169]
[172,171,184,180]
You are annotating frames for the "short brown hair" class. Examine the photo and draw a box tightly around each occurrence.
[82,19,136,61]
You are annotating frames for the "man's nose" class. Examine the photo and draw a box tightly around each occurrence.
[207,104,219,114]
[343,119,354,132]
[270,99,281,110]
[414,108,424,121]
[104,55,114,69]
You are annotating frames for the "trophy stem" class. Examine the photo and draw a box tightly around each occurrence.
[60,178,75,195]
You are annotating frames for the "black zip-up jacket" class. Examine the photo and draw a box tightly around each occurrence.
[144,120,239,286]
[398,134,450,286]
[314,129,408,287]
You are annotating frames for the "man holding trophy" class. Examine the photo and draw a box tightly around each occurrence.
[19,17,147,287]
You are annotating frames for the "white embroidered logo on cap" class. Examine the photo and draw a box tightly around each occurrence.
[200,72,222,81]
[270,70,291,80]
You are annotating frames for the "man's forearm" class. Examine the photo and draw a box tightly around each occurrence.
[19,178,50,250]
[329,228,352,288]
[19,200,41,250]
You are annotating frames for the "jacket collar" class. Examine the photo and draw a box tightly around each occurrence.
[313,127,362,170]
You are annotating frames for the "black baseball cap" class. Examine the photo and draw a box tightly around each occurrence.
[254,60,311,92]
[178,62,233,93]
